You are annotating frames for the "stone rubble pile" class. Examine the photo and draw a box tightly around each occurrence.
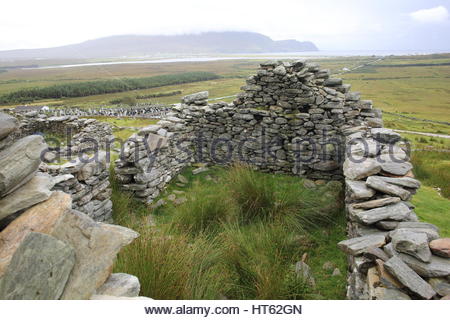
[340,125,450,300]
[0,112,143,299]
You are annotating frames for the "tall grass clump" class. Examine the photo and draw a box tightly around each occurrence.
[226,166,277,223]
[112,165,347,299]
[114,230,227,299]
[220,222,310,299]
[168,181,237,235]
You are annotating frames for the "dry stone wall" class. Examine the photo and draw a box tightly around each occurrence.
[2,112,115,222]
[115,60,449,300]
[339,126,450,300]
[115,60,384,202]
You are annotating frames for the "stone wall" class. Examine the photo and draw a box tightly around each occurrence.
[4,112,115,221]
[115,60,449,300]
[40,152,113,223]
[8,104,169,119]
[115,60,384,203]
[339,126,449,300]
[13,113,114,157]
[0,112,145,300]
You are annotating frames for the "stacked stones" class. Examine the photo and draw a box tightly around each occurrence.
[114,111,192,204]
[8,104,169,119]
[5,112,115,221]
[115,60,385,201]
[13,112,114,157]
[184,60,382,179]
[339,125,450,300]
[40,152,113,222]
[0,112,144,300]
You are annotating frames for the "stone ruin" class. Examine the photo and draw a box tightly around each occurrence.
[0,60,448,300]
[3,113,116,222]
[0,112,147,299]
[115,60,450,300]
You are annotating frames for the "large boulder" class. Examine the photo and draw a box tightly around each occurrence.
[0,191,139,299]
[0,232,75,300]
[53,210,139,299]
[0,135,47,196]
[0,192,73,276]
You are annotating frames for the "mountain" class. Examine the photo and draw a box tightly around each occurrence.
[0,32,318,61]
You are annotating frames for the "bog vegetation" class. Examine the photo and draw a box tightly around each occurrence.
[112,165,347,300]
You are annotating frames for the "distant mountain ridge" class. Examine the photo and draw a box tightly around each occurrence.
[0,32,318,61]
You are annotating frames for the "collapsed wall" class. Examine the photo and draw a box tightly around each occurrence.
[0,112,144,300]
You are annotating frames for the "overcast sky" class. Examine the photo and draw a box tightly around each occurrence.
[1,0,450,51]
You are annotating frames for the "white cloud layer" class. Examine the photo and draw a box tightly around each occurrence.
[410,5,449,23]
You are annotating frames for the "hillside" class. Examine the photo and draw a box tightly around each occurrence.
[0,32,318,61]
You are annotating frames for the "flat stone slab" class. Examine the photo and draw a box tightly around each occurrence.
[338,234,386,256]
[346,180,376,200]
[370,176,420,189]
[384,256,436,299]
[371,128,401,144]
[366,176,410,200]
[182,91,208,104]
[391,230,432,263]
[356,202,411,225]
[352,197,401,210]
[390,222,440,241]
[399,253,450,278]
[0,173,55,221]
[429,238,450,258]
[0,232,75,300]
[373,287,411,300]
[0,135,46,197]
[380,161,413,176]
[343,158,381,180]
[428,278,450,297]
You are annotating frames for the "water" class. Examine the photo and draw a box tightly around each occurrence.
[28,49,450,70]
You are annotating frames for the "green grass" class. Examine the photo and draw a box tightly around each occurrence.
[112,165,347,300]
[83,116,159,142]
[412,186,450,237]
[411,150,450,198]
